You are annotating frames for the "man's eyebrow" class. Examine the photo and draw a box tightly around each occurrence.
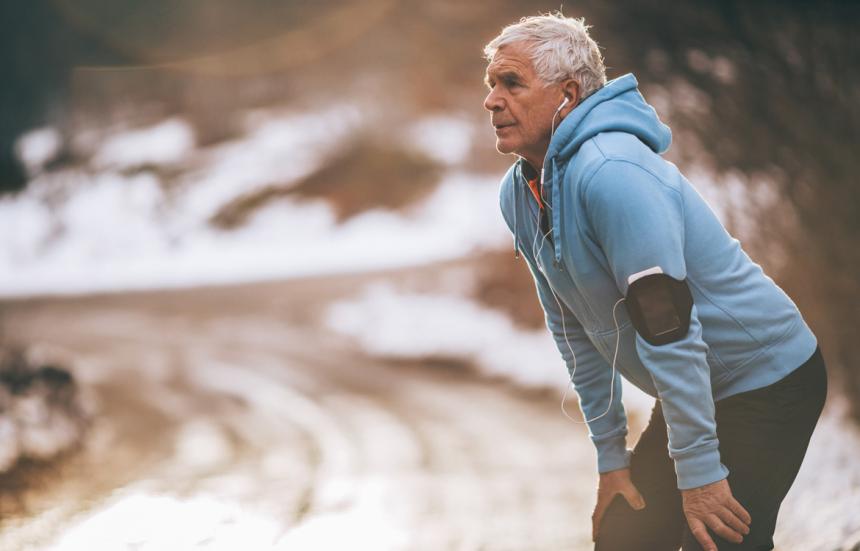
[484,69,523,87]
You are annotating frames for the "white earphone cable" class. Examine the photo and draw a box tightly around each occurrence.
[529,149,624,425]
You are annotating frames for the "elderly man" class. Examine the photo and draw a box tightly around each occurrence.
[482,13,827,551]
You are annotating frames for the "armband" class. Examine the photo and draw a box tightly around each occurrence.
[624,269,693,346]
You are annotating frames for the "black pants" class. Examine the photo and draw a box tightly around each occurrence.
[595,345,828,551]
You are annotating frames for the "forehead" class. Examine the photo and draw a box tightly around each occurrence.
[485,41,537,80]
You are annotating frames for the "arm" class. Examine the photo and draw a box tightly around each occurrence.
[584,159,729,490]
[519,250,631,473]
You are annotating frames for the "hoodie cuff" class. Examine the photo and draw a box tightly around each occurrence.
[595,437,632,473]
[674,446,730,490]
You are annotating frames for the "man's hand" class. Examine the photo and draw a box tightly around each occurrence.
[681,478,751,550]
[591,467,646,542]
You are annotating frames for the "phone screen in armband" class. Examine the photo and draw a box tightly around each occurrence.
[637,277,682,336]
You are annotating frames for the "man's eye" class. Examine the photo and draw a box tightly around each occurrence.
[485,77,521,89]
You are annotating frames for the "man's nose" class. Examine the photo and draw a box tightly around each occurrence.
[484,88,503,112]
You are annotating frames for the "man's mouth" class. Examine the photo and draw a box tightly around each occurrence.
[493,123,515,130]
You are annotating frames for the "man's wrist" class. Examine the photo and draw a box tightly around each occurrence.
[674,446,729,490]
[596,439,632,473]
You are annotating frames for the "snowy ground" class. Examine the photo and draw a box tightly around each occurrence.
[324,283,860,551]
[2,109,505,297]
[0,275,603,551]
[325,282,657,417]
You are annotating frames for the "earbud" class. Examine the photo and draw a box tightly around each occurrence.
[556,96,570,112]
[551,96,571,137]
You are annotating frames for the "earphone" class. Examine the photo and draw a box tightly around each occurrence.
[528,162,625,425]
[551,96,570,137]
[534,96,571,209]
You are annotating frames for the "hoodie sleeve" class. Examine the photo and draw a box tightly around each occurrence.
[519,250,631,474]
[584,159,730,490]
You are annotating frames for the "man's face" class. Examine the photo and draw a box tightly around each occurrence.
[483,41,562,164]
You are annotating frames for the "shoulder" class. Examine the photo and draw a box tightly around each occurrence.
[581,160,685,231]
[561,132,664,186]
[588,131,663,167]
[578,135,682,207]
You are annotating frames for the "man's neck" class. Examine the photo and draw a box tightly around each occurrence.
[520,156,542,179]
[521,145,549,176]
[521,157,540,180]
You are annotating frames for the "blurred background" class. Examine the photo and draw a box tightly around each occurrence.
[0,1,858,549]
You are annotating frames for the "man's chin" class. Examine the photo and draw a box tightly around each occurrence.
[495,139,518,155]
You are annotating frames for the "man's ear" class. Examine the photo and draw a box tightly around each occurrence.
[559,79,580,118]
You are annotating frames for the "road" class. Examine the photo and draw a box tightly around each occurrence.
[0,268,607,550]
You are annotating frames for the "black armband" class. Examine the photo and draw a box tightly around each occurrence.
[624,272,693,346]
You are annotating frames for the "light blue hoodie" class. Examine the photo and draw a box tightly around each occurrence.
[498,73,818,490]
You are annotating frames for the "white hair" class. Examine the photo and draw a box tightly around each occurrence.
[483,13,607,98]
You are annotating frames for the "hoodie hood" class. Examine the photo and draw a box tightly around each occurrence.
[512,73,672,266]
[549,73,671,162]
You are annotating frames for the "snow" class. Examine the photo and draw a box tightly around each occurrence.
[93,118,195,170]
[15,127,62,174]
[179,105,365,220]
[325,283,655,418]
[49,493,286,551]
[0,170,506,296]
[405,115,474,165]
[0,109,507,297]
[48,486,413,551]
[173,419,234,471]
[774,398,860,550]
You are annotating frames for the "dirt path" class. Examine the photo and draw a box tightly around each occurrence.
[0,269,605,550]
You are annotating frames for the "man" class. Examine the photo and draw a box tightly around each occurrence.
[482,13,827,551]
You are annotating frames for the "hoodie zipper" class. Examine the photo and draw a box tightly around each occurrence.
[514,159,604,330]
